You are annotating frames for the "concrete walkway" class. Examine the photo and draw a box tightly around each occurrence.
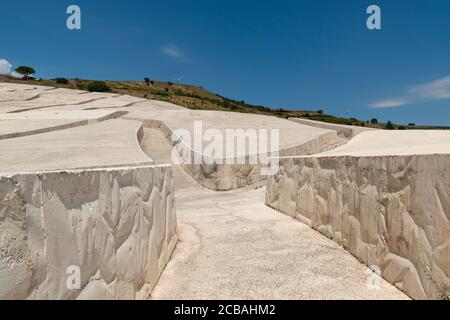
[141,128,409,300]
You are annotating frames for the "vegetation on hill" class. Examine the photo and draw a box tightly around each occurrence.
[1,74,449,130]
[86,80,110,92]
[14,66,35,79]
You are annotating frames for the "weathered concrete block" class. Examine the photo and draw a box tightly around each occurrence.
[266,154,450,299]
[0,165,177,300]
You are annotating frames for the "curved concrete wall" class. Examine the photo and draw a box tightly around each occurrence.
[0,165,177,300]
[139,119,340,191]
[289,118,376,139]
[266,154,450,300]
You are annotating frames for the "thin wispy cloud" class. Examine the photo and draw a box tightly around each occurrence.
[408,76,450,99]
[370,98,410,108]
[370,75,450,108]
[161,45,185,60]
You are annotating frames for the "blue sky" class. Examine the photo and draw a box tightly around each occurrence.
[1,0,450,125]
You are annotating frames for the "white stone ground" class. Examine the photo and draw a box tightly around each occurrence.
[311,130,450,157]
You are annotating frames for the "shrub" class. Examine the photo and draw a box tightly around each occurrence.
[87,81,110,92]
[144,77,150,85]
[371,118,378,124]
[386,121,394,130]
[54,77,69,85]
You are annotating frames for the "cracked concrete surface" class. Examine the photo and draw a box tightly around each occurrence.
[0,119,152,174]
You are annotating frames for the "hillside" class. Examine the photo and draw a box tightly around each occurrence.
[1,75,448,130]
[0,75,321,118]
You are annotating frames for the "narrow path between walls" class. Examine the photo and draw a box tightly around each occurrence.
[140,128,408,299]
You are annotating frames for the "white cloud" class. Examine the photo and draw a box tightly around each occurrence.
[370,75,450,108]
[0,59,12,75]
[161,45,184,60]
[370,98,409,108]
[408,76,450,99]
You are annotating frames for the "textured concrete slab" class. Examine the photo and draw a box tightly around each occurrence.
[0,119,84,139]
[0,83,54,91]
[0,100,61,113]
[0,110,125,139]
[309,130,450,157]
[0,90,44,102]
[64,101,189,114]
[0,109,124,120]
[0,93,106,113]
[78,95,147,109]
[39,87,87,94]
[131,100,188,111]
[76,92,121,99]
[0,165,177,300]
[0,119,152,174]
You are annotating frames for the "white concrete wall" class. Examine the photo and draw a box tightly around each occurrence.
[289,118,376,139]
[0,165,177,300]
[266,154,450,300]
[141,119,340,191]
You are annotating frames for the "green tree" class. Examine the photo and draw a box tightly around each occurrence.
[15,66,35,79]
[370,118,378,124]
[144,77,150,85]
[386,120,394,130]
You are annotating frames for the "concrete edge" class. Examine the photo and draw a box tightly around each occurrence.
[0,163,171,178]
[0,110,128,140]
